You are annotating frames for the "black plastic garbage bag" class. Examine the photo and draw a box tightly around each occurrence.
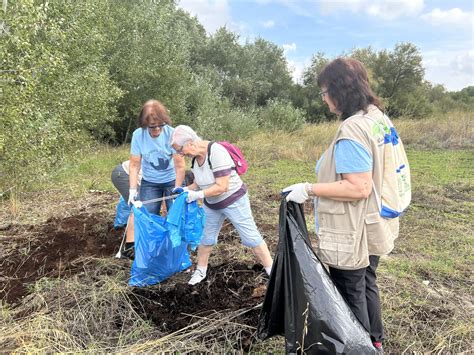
[257,198,376,354]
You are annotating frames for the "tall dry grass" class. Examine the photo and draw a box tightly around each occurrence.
[240,110,473,164]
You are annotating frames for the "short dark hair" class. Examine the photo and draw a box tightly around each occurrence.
[138,99,171,128]
[317,58,382,119]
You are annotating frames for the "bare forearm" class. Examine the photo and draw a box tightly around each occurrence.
[129,160,140,189]
[311,180,371,201]
[201,183,228,197]
[173,155,185,187]
[192,176,229,198]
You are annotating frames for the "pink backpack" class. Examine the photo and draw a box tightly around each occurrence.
[192,141,248,175]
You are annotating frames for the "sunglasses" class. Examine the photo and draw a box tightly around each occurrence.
[147,124,166,131]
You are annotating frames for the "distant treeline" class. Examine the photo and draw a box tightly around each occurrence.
[2,0,473,188]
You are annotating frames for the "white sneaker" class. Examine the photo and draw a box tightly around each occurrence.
[188,269,206,285]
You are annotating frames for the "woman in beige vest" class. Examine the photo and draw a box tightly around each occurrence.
[283,58,404,350]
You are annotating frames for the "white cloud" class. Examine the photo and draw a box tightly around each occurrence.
[452,50,474,75]
[261,20,275,28]
[177,0,232,33]
[283,42,297,54]
[421,8,474,28]
[286,57,312,84]
[319,0,424,20]
[423,49,474,91]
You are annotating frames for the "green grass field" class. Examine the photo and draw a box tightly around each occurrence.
[1,113,472,352]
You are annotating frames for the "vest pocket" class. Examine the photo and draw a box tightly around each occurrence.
[365,212,398,254]
[317,227,358,268]
[317,198,345,214]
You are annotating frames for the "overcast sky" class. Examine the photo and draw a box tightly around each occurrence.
[178,0,474,91]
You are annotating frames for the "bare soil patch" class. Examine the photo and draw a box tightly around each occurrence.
[1,201,273,352]
[130,262,268,351]
[1,213,121,304]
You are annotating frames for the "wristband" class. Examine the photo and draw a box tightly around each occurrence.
[305,183,316,197]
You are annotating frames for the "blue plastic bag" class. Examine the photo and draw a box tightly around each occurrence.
[113,197,131,229]
[129,206,192,287]
[166,193,205,251]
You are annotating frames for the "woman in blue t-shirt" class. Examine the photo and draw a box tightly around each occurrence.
[120,100,185,258]
[129,100,185,213]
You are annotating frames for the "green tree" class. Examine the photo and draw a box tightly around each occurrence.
[243,38,294,106]
[297,52,332,122]
[2,0,121,189]
[370,43,426,116]
[104,0,197,143]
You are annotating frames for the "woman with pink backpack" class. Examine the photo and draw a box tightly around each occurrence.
[170,125,273,285]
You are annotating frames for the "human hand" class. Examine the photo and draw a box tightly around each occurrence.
[282,183,309,203]
[186,190,204,203]
[128,188,138,205]
[131,199,143,208]
[172,186,189,194]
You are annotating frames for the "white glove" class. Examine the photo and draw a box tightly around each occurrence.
[186,190,204,203]
[282,183,309,203]
[132,200,143,208]
[128,188,138,205]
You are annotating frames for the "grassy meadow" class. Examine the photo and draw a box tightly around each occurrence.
[0,111,472,352]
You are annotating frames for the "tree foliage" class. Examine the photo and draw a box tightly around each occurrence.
[1,1,471,190]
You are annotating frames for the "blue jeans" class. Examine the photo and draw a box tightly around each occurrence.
[139,179,175,215]
[201,193,263,248]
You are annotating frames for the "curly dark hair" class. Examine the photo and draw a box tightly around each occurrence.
[317,58,383,119]
[138,99,171,128]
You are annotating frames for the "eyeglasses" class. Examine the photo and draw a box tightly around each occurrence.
[175,143,187,156]
[319,90,328,99]
[174,142,191,156]
[147,124,166,131]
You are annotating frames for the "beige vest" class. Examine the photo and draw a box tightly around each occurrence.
[316,105,399,270]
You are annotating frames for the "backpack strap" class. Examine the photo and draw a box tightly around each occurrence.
[207,141,215,170]
[191,141,215,170]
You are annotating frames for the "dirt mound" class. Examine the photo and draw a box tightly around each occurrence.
[130,262,268,351]
[1,213,121,304]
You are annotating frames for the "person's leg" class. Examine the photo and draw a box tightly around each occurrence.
[125,213,134,242]
[111,164,130,200]
[112,164,135,258]
[188,205,225,285]
[252,241,273,274]
[224,194,273,273]
[329,266,370,332]
[138,179,160,215]
[366,255,384,343]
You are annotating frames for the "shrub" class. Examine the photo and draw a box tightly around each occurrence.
[258,99,306,132]
[185,77,259,142]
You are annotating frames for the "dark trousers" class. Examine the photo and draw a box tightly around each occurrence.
[111,164,130,201]
[329,255,384,342]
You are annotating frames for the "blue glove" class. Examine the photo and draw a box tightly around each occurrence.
[172,186,189,194]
